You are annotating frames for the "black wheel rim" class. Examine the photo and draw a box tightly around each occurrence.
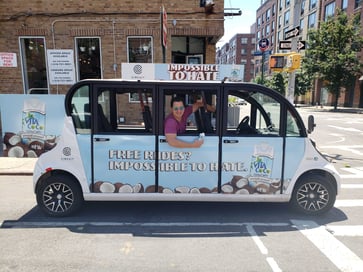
[42,182,74,213]
[296,182,329,212]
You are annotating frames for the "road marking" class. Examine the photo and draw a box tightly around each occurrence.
[328,125,362,133]
[335,199,363,207]
[320,145,363,156]
[246,223,282,272]
[291,220,363,272]
[326,225,363,237]
[341,184,363,189]
[339,167,363,179]
[0,221,290,228]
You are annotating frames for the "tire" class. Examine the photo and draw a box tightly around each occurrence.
[290,174,336,215]
[36,174,84,217]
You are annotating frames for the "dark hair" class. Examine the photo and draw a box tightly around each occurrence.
[170,96,185,108]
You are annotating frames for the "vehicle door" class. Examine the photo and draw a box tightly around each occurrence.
[220,85,284,195]
[91,84,156,193]
[157,85,220,193]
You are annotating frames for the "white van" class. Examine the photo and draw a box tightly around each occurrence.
[33,80,340,216]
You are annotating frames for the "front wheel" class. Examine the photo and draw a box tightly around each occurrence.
[290,174,336,215]
[36,174,84,217]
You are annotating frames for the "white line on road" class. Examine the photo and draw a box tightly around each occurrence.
[335,199,363,207]
[291,220,363,272]
[246,223,282,272]
[339,168,363,179]
[326,225,363,237]
[328,125,362,133]
[320,145,363,156]
[0,221,290,228]
[341,184,363,189]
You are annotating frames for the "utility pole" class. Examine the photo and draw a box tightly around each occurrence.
[286,0,302,105]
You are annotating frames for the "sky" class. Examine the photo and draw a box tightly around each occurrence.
[216,0,261,48]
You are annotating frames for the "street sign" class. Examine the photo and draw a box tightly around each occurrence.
[279,40,292,50]
[285,26,300,40]
[297,40,306,50]
[258,38,270,52]
[253,50,272,56]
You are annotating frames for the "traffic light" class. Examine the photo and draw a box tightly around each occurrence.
[287,53,301,71]
[269,55,285,70]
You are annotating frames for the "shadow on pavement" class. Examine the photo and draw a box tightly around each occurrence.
[1,201,348,237]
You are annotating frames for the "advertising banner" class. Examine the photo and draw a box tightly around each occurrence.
[0,94,65,157]
[122,63,245,82]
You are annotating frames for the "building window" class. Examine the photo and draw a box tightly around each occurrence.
[309,0,317,10]
[19,37,48,93]
[308,12,316,28]
[301,0,306,14]
[266,25,270,36]
[266,9,271,21]
[284,10,290,25]
[241,38,248,44]
[76,37,102,80]
[325,2,335,21]
[355,0,361,9]
[127,36,153,63]
[285,0,290,8]
[342,0,348,10]
[300,18,304,33]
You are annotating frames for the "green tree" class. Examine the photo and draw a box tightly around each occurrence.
[294,70,313,97]
[265,72,286,95]
[302,10,363,109]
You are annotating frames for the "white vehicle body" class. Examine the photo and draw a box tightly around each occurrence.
[33,80,340,216]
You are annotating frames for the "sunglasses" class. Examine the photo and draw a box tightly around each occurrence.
[173,106,185,111]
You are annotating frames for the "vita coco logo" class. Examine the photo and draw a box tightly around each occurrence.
[250,156,272,177]
[23,112,44,130]
[250,143,274,178]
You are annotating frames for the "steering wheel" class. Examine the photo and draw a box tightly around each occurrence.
[236,116,250,133]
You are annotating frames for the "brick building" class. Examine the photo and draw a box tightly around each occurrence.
[254,0,277,78]
[0,0,224,94]
[216,33,256,82]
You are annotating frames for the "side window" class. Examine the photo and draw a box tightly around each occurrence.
[286,109,302,136]
[253,92,281,135]
[97,90,112,132]
[96,87,153,133]
[227,95,252,133]
[227,91,281,136]
[163,89,217,135]
[70,85,90,134]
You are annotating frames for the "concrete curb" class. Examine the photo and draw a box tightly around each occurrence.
[0,158,36,175]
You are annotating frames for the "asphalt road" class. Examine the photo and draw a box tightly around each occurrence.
[0,108,362,272]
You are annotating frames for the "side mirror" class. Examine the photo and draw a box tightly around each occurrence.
[307,115,316,134]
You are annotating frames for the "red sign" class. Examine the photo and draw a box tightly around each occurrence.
[0,52,17,67]
[258,38,270,52]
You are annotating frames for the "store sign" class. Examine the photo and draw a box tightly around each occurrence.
[47,50,76,85]
[0,52,17,67]
[122,63,244,82]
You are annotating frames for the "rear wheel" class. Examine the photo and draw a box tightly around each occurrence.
[36,174,83,217]
[290,174,336,215]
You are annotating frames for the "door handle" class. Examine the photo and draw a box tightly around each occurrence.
[94,137,110,142]
[160,139,167,143]
[223,139,239,144]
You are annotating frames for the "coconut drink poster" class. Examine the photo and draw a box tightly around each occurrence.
[0,94,65,157]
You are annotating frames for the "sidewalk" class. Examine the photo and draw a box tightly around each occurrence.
[0,157,36,175]
[296,104,363,114]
